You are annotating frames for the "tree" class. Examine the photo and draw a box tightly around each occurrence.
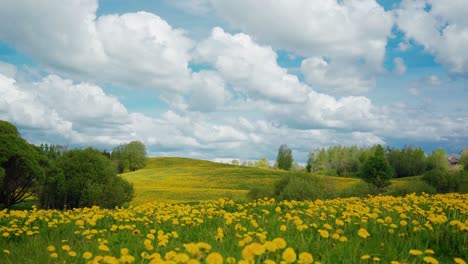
[0,121,44,208]
[427,148,449,172]
[256,158,269,169]
[359,145,393,190]
[460,148,468,171]
[231,159,239,165]
[112,141,147,172]
[276,144,293,170]
[43,147,134,209]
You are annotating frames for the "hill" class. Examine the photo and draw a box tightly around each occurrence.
[122,157,360,204]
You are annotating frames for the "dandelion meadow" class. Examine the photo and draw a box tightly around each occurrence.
[1,193,467,263]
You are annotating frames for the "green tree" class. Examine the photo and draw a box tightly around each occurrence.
[0,121,44,208]
[51,148,133,209]
[359,145,393,190]
[427,148,449,172]
[119,141,147,172]
[460,148,468,171]
[256,158,269,169]
[231,159,239,165]
[276,144,293,170]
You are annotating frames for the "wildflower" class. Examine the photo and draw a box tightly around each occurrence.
[280,225,287,231]
[68,251,77,257]
[390,261,400,264]
[264,241,277,252]
[2,232,9,237]
[409,249,423,256]
[62,245,71,251]
[282,248,297,263]
[298,252,313,264]
[361,255,371,260]
[226,257,236,264]
[454,258,466,264]
[206,252,223,264]
[358,228,370,239]
[264,260,276,264]
[83,252,93,259]
[373,256,380,262]
[197,242,212,252]
[47,245,56,252]
[3,249,10,255]
[50,253,58,258]
[272,237,287,249]
[98,244,110,252]
[174,253,190,263]
[425,249,435,254]
[423,256,439,264]
[188,259,201,264]
[120,254,136,263]
[318,229,329,238]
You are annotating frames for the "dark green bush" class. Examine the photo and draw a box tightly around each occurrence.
[273,173,335,201]
[339,181,380,198]
[422,169,461,193]
[385,181,436,197]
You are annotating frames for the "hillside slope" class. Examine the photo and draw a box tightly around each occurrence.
[122,157,359,204]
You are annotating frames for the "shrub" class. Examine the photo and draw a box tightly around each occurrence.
[273,173,335,201]
[339,181,380,198]
[385,181,436,197]
[422,169,461,193]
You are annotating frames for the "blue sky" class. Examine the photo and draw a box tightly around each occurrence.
[0,0,467,162]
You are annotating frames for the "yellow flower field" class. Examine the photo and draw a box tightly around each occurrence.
[1,193,467,263]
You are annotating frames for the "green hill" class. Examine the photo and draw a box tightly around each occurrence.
[122,157,359,204]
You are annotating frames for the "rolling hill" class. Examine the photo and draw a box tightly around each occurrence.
[122,157,360,204]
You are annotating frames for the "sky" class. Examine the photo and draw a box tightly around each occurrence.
[0,0,467,163]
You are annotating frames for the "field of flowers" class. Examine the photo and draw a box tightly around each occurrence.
[1,193,467,263]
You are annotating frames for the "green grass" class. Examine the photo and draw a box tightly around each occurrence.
[122,157,361,204]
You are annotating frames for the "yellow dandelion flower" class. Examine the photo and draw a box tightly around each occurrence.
[50,253,58,258]
[298,252,313,264]
[282,248,296,263]
[47,245,56,252]
[83,251,93,259]
[409,249,423,256]
[98,244,110,252]
[264,241,277,252]
[361,255,371,260]
[2,232,9,237]
[391,261,400,264]
[454,258,466,264]
[280,225,287,231]
[250,243,265,255]
[373,256,380,262]
[226,257,236,264]
[358,228,370,239]
[272,238,287,249]
[423,256,439,264]
[425,249,435,255]
[188,259,201,264]
[3,249,10,255]
[339,236,348,242]
[68,251,77,257]
[197,242,212,252]
[264,260,276,264]
[62,245,71,251]
[318,229,329,238]
[174,253,190,263]
[120,254,135,263]
[206,252,223,264]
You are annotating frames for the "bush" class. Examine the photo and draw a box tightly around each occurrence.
[385,181,436,197]
[273,173,335,201]
[339,181,380,198]
[422,169,461,193]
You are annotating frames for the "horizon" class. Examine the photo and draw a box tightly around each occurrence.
[1,0,468,163]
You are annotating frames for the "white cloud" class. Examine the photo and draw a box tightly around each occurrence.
[301,57,375,93]
[189,71,226,112]
[0,62,17,78]
[0,0,194,92]
[396,0,468,75]
[393,57,407,75]
[210,0,393,93]
[195,27,310,103]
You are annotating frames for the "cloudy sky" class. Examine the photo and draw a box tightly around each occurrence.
[0,0,467,162]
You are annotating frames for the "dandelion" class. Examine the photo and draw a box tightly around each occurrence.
[61,245,71,251]
[68,251,77,257]
[298,252,313,264]
[206,252,223,264]
[50,253,58,258]
[318,229,329,238]
[282,248,297,263]
[454,258,466,264]
[425,249,435,254]
[2,232,9,237]
[358,228,370,239]
[3,249,10,255]
[423,256,439,264]
[373,256,380,262]
[409,249,423,256]
[361,255,371,260]
[272,237,287,249]
[98,244,110,252]
[47,245,56,252]
[83,252,93,259]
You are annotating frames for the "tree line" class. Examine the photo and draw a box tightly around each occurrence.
[0,120,146,209]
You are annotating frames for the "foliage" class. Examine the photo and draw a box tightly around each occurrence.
[359,145,393,190]
[385,181,436,196]
[38,148,134,209]
[1,193,467,263]
[426,148,449,171]
[273,173,335,201]
[256,158,269,169]
[460,148,468,171]
[0,121,44,208]
[247,187,272,200]
[386,146,427,177]
[422,169,461,193]
[111,141,147,173]
[339,181,380,198]
[276,144,293,170]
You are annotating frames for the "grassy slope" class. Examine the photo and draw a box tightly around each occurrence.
[122,157,359,204]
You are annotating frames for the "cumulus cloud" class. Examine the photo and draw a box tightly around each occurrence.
[195,27,310,103]
[210,0,394,93]
[396,0,468,75]
[393,57,407,75]
[0,0,194,92]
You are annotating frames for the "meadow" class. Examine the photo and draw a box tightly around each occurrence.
[1,158,467,263]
